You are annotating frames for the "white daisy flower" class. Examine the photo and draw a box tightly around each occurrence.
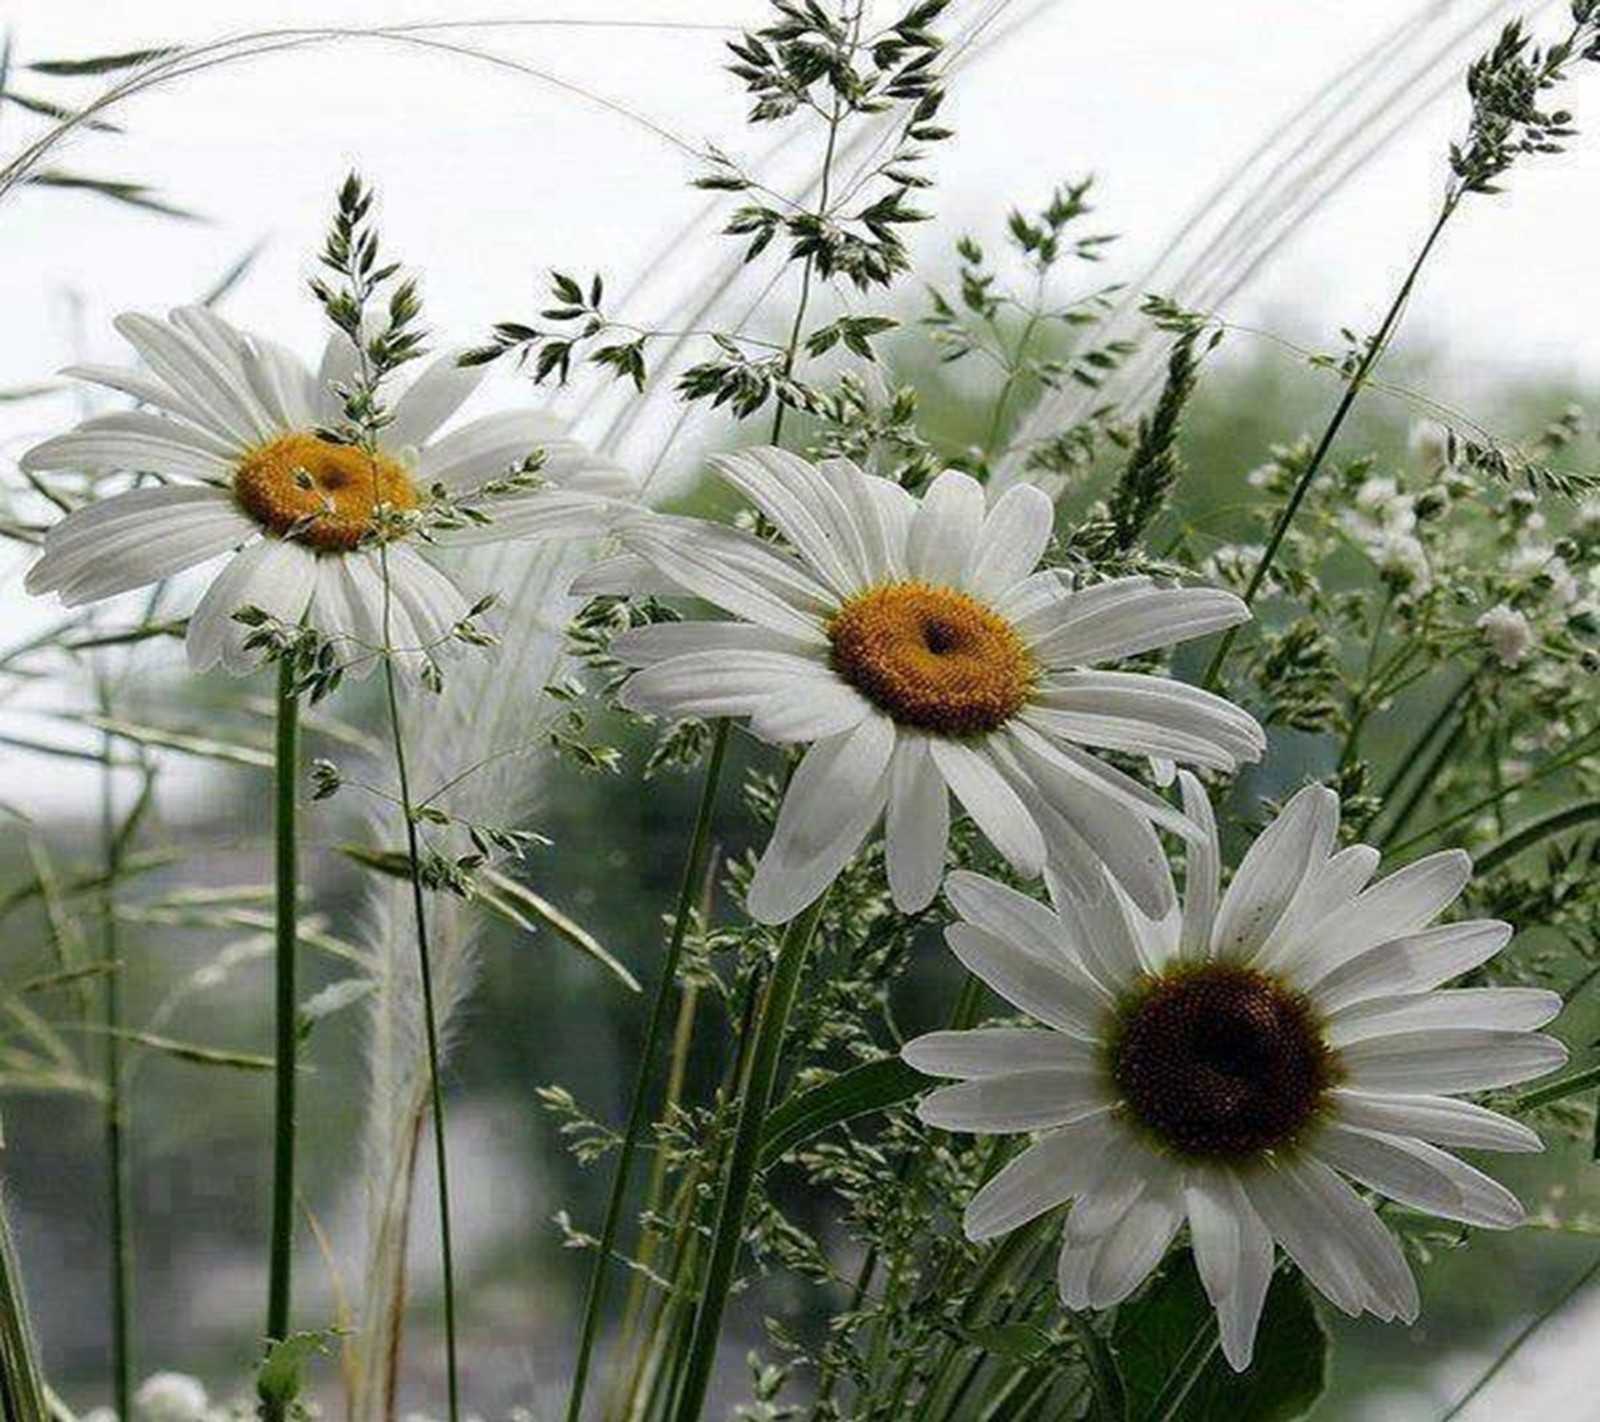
[23,306,631,675]
[589,447,1264,924]
[903,777,1567,1370]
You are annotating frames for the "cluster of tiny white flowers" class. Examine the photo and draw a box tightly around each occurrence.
[1476,602,1535,667]
[1342,472,1432,589]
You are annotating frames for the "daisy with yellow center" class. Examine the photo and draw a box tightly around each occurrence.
[588,447,1266,923]
[24,305,632,675]
[903,778,1568,1369]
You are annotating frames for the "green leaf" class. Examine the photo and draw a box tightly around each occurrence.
[113,1029,273,1072]
[1113,1254,1327,1421]
[759,1056,925,1167]
[963,1322,1058,1363]
[257,1328,336,1407]
[28,47,179,75]
[79,714,273,767]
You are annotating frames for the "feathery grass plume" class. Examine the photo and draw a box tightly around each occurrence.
[993,0,1532,490]
[349,537,589,1419]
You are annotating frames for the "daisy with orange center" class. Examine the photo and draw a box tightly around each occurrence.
[24,306,633,676]
[588,447,1267,923]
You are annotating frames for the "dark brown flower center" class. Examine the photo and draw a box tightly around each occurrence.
[1111,964,1338,1159]
[234,433,419,552]
[828,581,1034,736]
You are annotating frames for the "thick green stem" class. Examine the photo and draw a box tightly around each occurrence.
[264,656,300,1407]
[1202,198,1457,690]
[0,1183,49,1422]
[672,894,829,1421]
[565,719,732,1422]
[381,651,461,1421]
[98,715,132,1419]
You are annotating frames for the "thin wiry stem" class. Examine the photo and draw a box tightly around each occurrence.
[564,718,732,1422]
[377,592,461,1420]
[1201,196,1458,689]
[263,654,301,1414]
[95,680,132,1420]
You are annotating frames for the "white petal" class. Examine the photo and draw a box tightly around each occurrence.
[967,483,1054,599]
[1019,578,1250,666]
[60,361,218,432]
[750,680,875,744]
[1326,988,1564,1046]
[944,870,1102,984]
[386,352,487,449]
[618,649,839,725]
[902,1027,1096,1079]
[239,336,317,432]
[1242,1158,1417,1322]
[1178,771,1220,959]
[1085,1185,1184,1309]
[1050,872,1150,995]
[1307,920,1514,1014]
[917,1068,1108,1133]
[1021,770,1175,923]
[1283,850,1473,983]
[930,739,1046,877]
[621,516,833,644]
[816,456,904,583]
[907,468,985,585]
[1006,720,1196,842]
[23,410,239,481]
[1212,784,1338,962]
[185,538,315,674]
[1342,1029,1567,1094]
[1313,1124,1525,1228]
[316,330,360,425]
[413,408,578,490]
[1328,1089,1543,1154]
[1031,670,1265,771]
[307,554,384,678]
[610,621,819,668]
[441,487,623,545]
[569,551,681,598]
[962,1110,1119,1240]
[884,735,949,911]
[28,487,253,605]
[711,447,873,596]
[945,922,1107,1039]
[116,311,275,446]
[746,716,895,924]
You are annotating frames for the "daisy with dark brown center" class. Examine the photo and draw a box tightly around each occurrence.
[25,305,633,677]
[903,776,1568,1370]
[593,447,1266,923]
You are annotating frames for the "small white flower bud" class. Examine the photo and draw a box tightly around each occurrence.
[1476,603,1533,668]
[134,1373,209,1422]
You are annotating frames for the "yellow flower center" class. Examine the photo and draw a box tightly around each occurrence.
[828,581,1034,736]
[233,432,420,553]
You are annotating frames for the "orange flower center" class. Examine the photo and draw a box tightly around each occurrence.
[828,581,1034,736]
[233,433,420,553]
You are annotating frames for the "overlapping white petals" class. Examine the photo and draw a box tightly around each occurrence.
[600,447,1264,921]
[904,781,1565,1372]
[24,306,626,678]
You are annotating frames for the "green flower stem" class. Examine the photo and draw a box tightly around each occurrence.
[672,893,830,1421]
[264,655,301,1409]
[97,711,132,1420]
[380,646,461,1421]
[0,1182,49,1422]
[565,718,732,1422]
[1202,197,1457,691]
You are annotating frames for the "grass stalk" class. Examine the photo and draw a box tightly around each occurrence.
[1201,197,1457,689]
[378,633,461,1420]
[672,894,830,1421]
[0,1182,49,1422]
[263,654,301,1411]
[565,718,732,1422]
